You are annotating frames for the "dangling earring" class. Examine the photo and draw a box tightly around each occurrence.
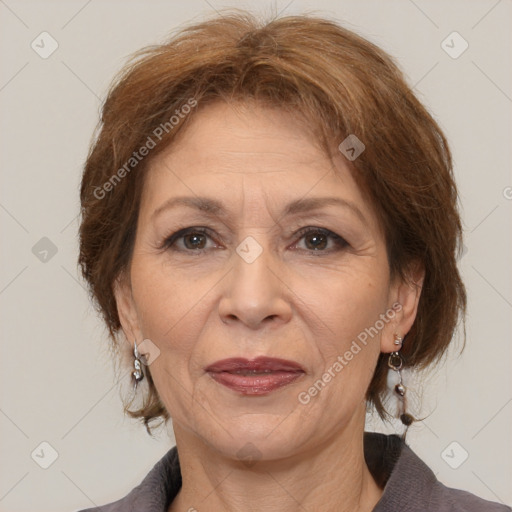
[132,340,144,391]
[388,334,413,428]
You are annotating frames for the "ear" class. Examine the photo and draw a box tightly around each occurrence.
[380,261,425,353]
[113,271,144,346]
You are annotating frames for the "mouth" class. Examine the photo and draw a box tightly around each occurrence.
[204,357,305,395]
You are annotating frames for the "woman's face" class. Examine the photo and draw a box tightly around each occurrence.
[115,101,421,460]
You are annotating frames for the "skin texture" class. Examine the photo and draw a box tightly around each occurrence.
[114,101,424,512]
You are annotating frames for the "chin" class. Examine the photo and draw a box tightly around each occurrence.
[201,415,306,463]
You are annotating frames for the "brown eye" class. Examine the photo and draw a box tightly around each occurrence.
[183,232,208,250]
[162,227,216,252]
[294,227,349,253]
[304,232,328,250]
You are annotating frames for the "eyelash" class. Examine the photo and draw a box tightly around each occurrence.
[160,226,349,255]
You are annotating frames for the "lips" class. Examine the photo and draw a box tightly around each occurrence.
[205,356,305,373]
[205,357,305,395]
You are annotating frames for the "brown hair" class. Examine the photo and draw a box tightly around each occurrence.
[78,11,466,434]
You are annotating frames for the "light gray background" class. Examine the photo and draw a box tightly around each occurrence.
[1,1,511,511]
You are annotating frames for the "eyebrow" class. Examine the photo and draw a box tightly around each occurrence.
[151,195,368,225]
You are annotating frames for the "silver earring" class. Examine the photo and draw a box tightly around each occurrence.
[388,340,413,427]
[132,340,144,391]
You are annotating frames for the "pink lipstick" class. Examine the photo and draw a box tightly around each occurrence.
[204,356,305,395]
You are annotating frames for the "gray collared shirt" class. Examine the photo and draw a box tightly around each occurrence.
[76,432,511,511]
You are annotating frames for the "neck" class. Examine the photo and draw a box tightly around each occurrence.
[168,413,383,512]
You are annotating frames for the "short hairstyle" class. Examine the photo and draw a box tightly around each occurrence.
[79,11,466,433]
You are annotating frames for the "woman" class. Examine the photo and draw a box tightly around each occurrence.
[77,11,510,512]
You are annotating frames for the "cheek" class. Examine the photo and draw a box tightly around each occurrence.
[299,265,389,349]
[132,256,209,335]
[129,260,190,372]
[129,260,214,422]
[291,266,389,408]
[130,256,217,378]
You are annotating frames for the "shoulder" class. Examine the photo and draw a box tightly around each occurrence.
[74,445,181,512]
[366,432,511,512]
[429,482,512,512]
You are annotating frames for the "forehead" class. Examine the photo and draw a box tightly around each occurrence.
[153,101,329,174]
[140,101,377,228]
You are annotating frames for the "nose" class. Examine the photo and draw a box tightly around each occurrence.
[218,242,293,330]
